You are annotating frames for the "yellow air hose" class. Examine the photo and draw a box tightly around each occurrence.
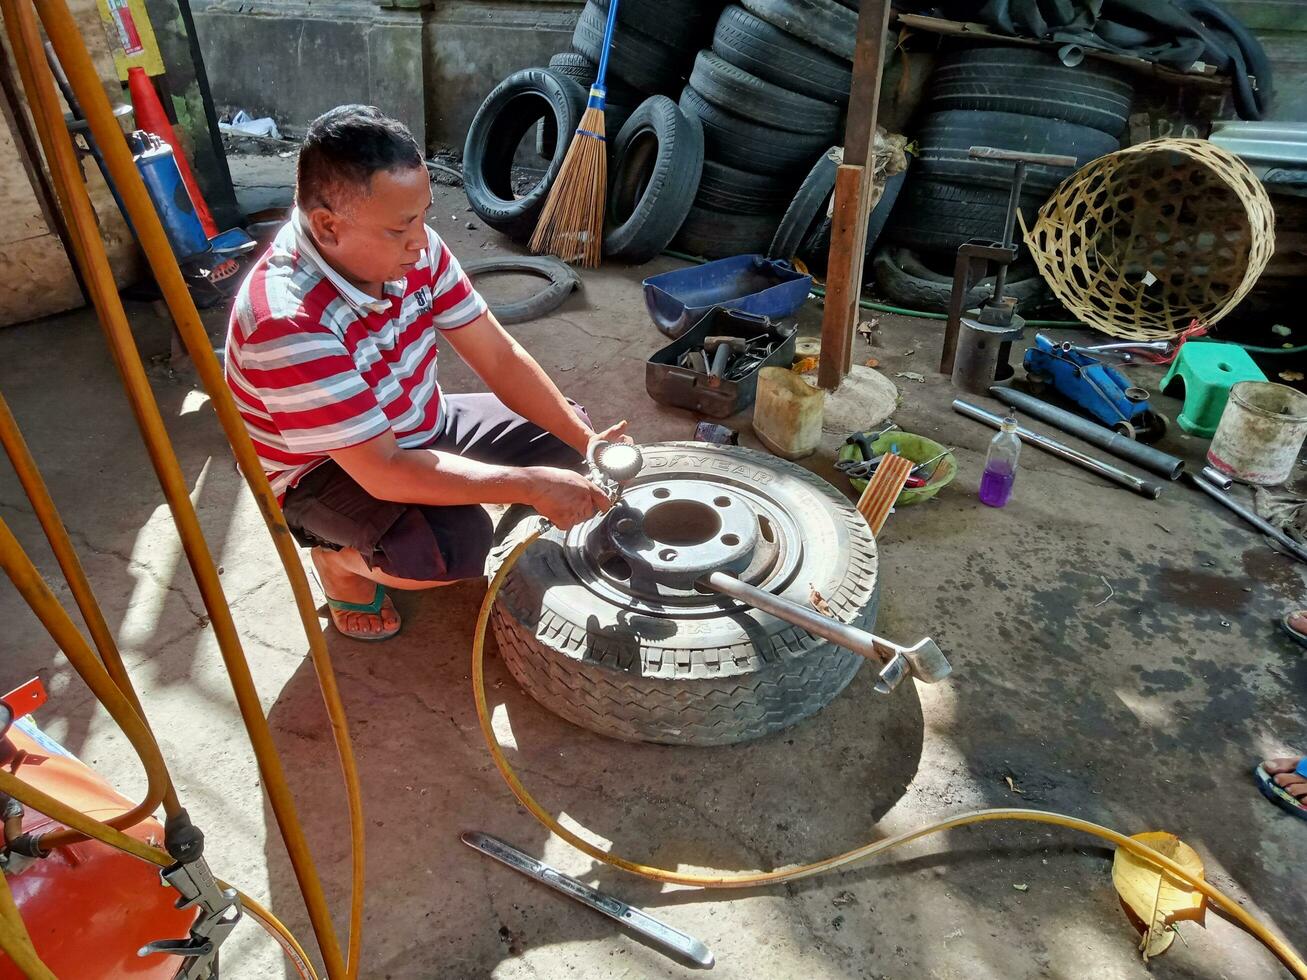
[0,0,363,974]
[0,2,1300,976]
[474,530,1307,979]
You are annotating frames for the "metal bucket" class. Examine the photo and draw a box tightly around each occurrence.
[1207,381,1307,485]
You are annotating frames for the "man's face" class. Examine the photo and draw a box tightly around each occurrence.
[305,164,432,288]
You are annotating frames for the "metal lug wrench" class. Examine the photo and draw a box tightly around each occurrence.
[698,571,951,692]
[463,832,714,968]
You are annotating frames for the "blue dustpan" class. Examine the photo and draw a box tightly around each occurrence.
[643,254,812,339]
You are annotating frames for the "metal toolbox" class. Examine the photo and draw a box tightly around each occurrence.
[646,308,796,419]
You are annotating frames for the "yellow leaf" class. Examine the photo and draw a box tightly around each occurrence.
[1111,832,1206,961]
[792,356,819,374]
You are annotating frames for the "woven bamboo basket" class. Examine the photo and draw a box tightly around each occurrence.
[1023,138,1274,341]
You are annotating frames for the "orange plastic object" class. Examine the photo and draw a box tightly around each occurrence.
[125,66,217,238]
[0,726,195,979]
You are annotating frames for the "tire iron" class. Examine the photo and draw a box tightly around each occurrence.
[461,832,715,968]
[697,571,951,692]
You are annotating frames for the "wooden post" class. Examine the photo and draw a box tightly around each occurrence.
[817,0,893,392]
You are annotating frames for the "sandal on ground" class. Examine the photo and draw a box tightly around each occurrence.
[1279,610,1307,649]
[1254,759,1307,821]
[325,583,402,642]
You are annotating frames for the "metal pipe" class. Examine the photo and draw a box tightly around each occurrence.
[990,386,1185,480]
[992,159,1024,301]
[954,400,1165,499]
[1185,471,1307,564]
[1201,465,1234,491]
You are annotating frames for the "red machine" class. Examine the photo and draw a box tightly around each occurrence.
[0,681,194,979]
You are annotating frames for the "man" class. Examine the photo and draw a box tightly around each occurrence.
[225,105,622,641]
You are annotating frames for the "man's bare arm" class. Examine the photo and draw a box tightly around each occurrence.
[327,431,610,529]
[442,311,597,454]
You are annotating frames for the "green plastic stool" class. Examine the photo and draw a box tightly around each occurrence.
[1161,342,1266,438]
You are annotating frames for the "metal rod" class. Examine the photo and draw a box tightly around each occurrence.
[1185,471,1307,564]
[462,832,715,968]
[992,159,1024,302]
[700,572,884,661]
[990,386,1185,480]
[953,399,1165,499]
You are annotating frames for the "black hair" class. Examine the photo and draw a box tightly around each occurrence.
[296,105,423,211]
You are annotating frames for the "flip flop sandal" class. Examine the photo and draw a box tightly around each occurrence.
[1279,611,1307,649]
[325,583,401,642]
[1254,760,1307,821]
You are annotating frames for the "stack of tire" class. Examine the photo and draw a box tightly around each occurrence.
[673,1,856,258]
[538,0,721,152]
[875,46,1133,310]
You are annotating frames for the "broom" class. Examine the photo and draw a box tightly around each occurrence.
[528,0,619,267]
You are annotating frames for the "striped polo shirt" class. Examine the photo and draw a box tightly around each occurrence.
[224,211,487,498]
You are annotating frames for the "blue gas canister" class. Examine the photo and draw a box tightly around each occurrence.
[128,130,209,259]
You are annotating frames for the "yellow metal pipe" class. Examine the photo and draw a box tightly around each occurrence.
[0,515,171,848]
[34,2,365,973]
[7,3,350,975]
[0,393,182,821]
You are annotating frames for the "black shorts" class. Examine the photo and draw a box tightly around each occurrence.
[280,394,586,582]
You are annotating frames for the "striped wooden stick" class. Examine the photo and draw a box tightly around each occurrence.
[856,452,913,535]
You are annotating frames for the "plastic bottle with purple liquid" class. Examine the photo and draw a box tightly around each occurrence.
[979,415,1021,508]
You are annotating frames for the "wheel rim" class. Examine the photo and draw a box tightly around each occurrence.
[563,472,806,616]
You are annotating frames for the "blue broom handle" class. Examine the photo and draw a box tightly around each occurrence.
[590,0,619,109]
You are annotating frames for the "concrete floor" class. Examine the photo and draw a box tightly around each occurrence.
[1,159,1304,979]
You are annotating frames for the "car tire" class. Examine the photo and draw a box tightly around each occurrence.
[885,178,1044,255]
[490,442,879,746]
[672,204,783,259]
[695,160,798,214]
[548,50,644,105]
[795,162,909,275]
[462,255,581,324]
[739,0,859,61]
[464,68,588,241]
[872,245,1049,313]
[688,50,842,135]
[711,5,853,105]
[927,46,1134,136]
[573,1,684,94]
[679,85,833,176]
[768,147,839,262]
[914,110,1119,196]
[592,0,716,50]
[604,96,705,263]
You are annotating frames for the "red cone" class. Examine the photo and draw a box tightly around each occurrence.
[127,66,217,238]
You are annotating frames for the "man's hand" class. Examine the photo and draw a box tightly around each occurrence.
[586,419,633,461]
[528,467,612,530]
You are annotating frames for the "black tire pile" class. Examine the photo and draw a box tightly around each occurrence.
[674,1,855,258]
[464,0,868,263]
[875,46,1133,310]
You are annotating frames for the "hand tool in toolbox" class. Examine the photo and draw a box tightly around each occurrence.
[648,308,798,419]
[1021,333,1167,441]
[461,831,715,968]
